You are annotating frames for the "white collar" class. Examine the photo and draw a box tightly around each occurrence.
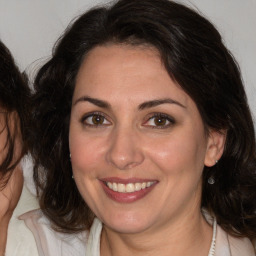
[85,218,102,256]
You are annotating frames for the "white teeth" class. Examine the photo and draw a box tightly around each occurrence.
[135,183,142,191]
[113,183,118,191]
[147,182,153,187]
[106,181,155,193]
[126,183,135,192]
[141,182,146,189]
[107,182,113,189]
[117,183,126,193]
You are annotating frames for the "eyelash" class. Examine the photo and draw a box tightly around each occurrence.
[80,112,175,129]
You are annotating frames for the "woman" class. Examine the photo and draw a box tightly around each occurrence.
[0,40,31,256]
[25,0,256,255]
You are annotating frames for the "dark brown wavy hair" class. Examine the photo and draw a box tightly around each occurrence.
[0,40,31,188]
[30,0,256,238]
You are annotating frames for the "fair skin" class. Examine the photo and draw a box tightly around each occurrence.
[69,44,225,256]
[0,111,23,255]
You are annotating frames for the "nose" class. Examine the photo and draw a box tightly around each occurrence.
[106,126,144,170]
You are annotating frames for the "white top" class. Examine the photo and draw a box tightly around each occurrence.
[5,156,39,256]
[18,209,255,256]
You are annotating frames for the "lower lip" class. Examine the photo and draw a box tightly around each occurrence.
[101,181,157,203]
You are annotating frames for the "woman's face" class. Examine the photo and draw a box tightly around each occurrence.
[69,44,219,234]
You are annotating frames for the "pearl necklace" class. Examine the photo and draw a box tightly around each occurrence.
[208,218,217,256]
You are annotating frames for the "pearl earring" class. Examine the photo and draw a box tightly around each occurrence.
[208,160,218,185]
[208,176,215,185]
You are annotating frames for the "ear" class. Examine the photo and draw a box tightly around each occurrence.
[204,129,226,167]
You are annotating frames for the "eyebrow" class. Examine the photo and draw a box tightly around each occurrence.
[138,98,186,110]
[73,96,186,110]
[73,96,111,109]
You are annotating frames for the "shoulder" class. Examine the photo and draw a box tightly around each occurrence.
[203,209,255,256]
[216,224,255,256]
[20,209,89,256]
[228,234,255,256]
[6,183,39,256]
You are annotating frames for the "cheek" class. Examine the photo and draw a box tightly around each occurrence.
[69,129,105,176]
[146,130,207,177]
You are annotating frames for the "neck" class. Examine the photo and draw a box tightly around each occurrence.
[100,209,213,256]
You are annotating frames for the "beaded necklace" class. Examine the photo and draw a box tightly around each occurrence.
[208,218,217,256]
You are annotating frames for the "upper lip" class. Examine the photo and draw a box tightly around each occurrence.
[100,177,158,184]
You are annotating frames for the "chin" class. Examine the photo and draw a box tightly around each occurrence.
[101,211,154,234]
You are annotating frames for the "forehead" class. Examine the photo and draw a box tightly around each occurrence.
[77,44,162,81]
[73,44,189,107]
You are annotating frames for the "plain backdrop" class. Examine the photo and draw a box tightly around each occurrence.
[0,0,255,124]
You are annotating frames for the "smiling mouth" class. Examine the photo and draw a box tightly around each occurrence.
[105,181,155,193]
[101,179,157,203]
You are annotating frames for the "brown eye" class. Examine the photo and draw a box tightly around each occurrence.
[82,113,111,126]
[144,113,175,129]
[154,117,167,126]
[92,115,105,125]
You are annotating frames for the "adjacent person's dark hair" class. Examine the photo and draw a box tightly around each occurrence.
[31,0,256,238]
[0,40,31,187]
